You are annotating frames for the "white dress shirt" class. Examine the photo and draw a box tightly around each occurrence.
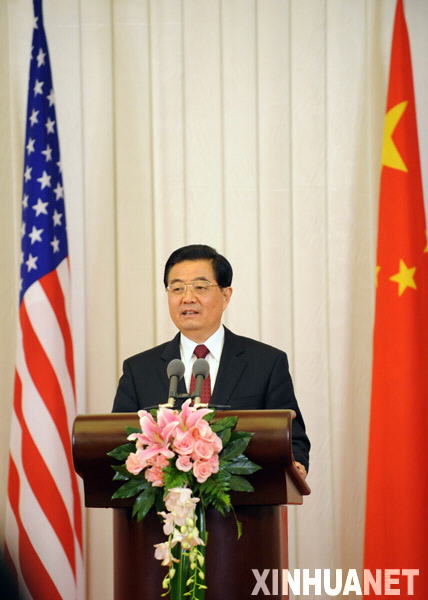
[180,325,225,393]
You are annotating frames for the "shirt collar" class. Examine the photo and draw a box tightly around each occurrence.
[180,325,225,361]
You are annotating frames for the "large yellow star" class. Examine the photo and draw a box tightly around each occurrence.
[389,259,416,296]
[382,101,408,172]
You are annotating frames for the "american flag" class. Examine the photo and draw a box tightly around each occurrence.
[5,1,84,598]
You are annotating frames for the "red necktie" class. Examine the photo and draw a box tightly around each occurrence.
[189,344,211,404]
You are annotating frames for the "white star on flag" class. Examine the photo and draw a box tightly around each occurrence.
[29,109,39,126]
[50,237,60,253]
[26,138,36,155]
[22,195,29,208]
[25,253,38,271]
[28,225,43,244]
[32,198,49,216]
[52,209,63,226]
[36,48,46,67]
[34,79,44,95]
[24,166,32,181]
[45,117,55,134]
[41,144,52,161]
[47,89,55,107]
[53,183,64,200]
[37,170,51,189]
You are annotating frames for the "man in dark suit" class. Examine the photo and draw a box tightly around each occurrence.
[113,245,310,475]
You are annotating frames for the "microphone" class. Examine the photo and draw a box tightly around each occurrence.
[192,358,210,403]
[166,359,185,406]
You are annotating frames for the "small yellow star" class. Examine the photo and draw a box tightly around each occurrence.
[375,265,381,287]
[389,259,416,296]
[424,230,428,253]
[382,101,408,172]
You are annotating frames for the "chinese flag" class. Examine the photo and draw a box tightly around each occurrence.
[364,0,428,597]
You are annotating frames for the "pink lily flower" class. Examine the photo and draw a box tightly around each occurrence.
[178,399,212,431]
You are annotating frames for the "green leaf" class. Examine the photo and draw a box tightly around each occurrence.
[224,455,261,475]
[163,469,190,492]
[111,464,135,477]
[230,430,254,442]
[154,491,165,513]
[113,472,129,482]
[214,493,232,515]
[200,487,231,515]
[132,487,157,520]
[124,426,140,435]
[220,437,250,461]
[210,416,238,433]
[199,472,232,514]
[113,470,130,482]
[217,428,231,446]
[203,412,215,423]
[199,471,230,496]
[232,432,252,450]
[170,544,190,599]
[229,475,254,493]
[112,477,149,499]
[107,442,135,461]
[236,519,243,540]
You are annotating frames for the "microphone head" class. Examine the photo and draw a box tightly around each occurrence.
[167,359,185,380]
[192,358,210,379]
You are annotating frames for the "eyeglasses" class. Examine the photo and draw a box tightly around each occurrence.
[166,280,220,296]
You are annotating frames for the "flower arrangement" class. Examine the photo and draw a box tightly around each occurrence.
[108,399,261,599]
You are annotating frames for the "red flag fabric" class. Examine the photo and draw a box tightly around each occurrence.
[364,0,428,597]
[4,1,84,598]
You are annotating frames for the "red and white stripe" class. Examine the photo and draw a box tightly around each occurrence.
[5,259,84,600]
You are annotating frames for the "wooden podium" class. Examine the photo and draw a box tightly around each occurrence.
[72,410,310,599]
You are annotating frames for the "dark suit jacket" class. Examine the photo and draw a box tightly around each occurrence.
[113,327,310,469]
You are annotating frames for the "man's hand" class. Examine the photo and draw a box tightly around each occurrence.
[294,461,307,479]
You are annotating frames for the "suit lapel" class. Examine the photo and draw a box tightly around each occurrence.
[160,333,187,395]
[212,328,247,406]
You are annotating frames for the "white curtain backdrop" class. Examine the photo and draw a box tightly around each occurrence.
[1,1,428,599]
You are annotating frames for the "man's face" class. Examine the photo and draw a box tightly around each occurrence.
[166,259,232,342]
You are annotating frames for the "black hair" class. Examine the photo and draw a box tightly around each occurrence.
[163,244,233,288]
